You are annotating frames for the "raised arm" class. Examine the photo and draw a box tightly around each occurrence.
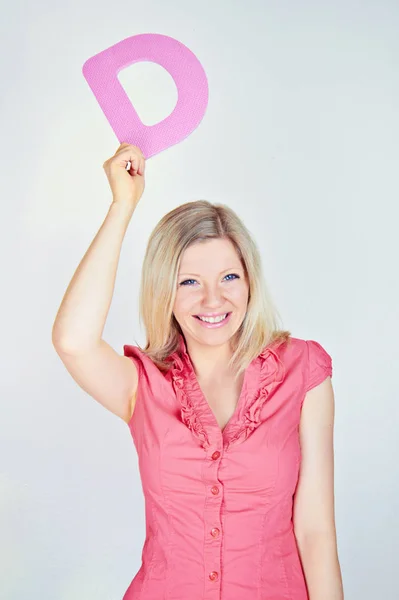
[52,144,145,423]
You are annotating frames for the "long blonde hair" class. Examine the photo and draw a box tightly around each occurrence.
[135,200,291,380]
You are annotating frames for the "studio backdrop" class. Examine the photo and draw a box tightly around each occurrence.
[1,1,398,599]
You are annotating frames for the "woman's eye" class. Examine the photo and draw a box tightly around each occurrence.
[179,279,196,286]
[179,274,240,286]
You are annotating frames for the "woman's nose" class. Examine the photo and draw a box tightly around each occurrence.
[202,286,224,306]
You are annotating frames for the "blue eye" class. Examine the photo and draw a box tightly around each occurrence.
[179,279,196,286]
[179,273,240,286]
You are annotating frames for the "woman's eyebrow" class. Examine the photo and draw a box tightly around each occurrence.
[178,267,243,277]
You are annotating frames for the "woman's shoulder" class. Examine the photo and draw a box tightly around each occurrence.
[123,343,166,378]
[277,336,331,358]
[284,336,333,391]
[123,341,180,381]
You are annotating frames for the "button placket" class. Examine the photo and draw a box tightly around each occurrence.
[203,444,223,593]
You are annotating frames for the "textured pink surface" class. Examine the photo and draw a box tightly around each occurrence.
[82,34,208,158]
[122,334,333,599]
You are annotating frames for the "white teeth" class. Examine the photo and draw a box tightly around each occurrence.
[198,313,228,323]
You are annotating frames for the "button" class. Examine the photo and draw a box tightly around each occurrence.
[209,571,219,581]
[211,451,220,460]
[211,485,219,495]
[211,527,220,538]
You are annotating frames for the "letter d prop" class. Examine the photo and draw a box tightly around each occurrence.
[82,33,209,158]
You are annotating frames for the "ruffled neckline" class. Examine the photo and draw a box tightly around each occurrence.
[167,334,285,451]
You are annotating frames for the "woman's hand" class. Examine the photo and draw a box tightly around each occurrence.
[103,143,146,209]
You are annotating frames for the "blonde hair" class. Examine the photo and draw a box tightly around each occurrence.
[135,200,291,380]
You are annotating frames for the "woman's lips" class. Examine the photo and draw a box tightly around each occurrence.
[193,312,232,329]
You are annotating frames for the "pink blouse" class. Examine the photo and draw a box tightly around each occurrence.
[122,334,333,600]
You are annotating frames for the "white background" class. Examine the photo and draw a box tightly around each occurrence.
[1,0,398,598]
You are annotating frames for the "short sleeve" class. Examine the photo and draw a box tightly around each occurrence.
[305,339,333,393]
[123,343,161,385]
[123,344,166,428]
[123,344,143,379]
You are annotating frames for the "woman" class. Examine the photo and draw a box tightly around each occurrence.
[52,143,344,600]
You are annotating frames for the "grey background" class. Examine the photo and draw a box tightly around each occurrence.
[1,0,398,598]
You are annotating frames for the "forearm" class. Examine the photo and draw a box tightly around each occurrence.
[52,200,135,349]
[296,532,344,600]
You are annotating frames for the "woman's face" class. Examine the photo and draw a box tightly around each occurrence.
[173,238,250,351]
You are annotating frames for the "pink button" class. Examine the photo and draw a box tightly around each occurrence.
[211,528,220,538]
[211,451,220,460]
[211,486,219,495]
[209,571,219,581]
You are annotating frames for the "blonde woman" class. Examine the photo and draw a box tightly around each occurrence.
[52,144,344,600]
